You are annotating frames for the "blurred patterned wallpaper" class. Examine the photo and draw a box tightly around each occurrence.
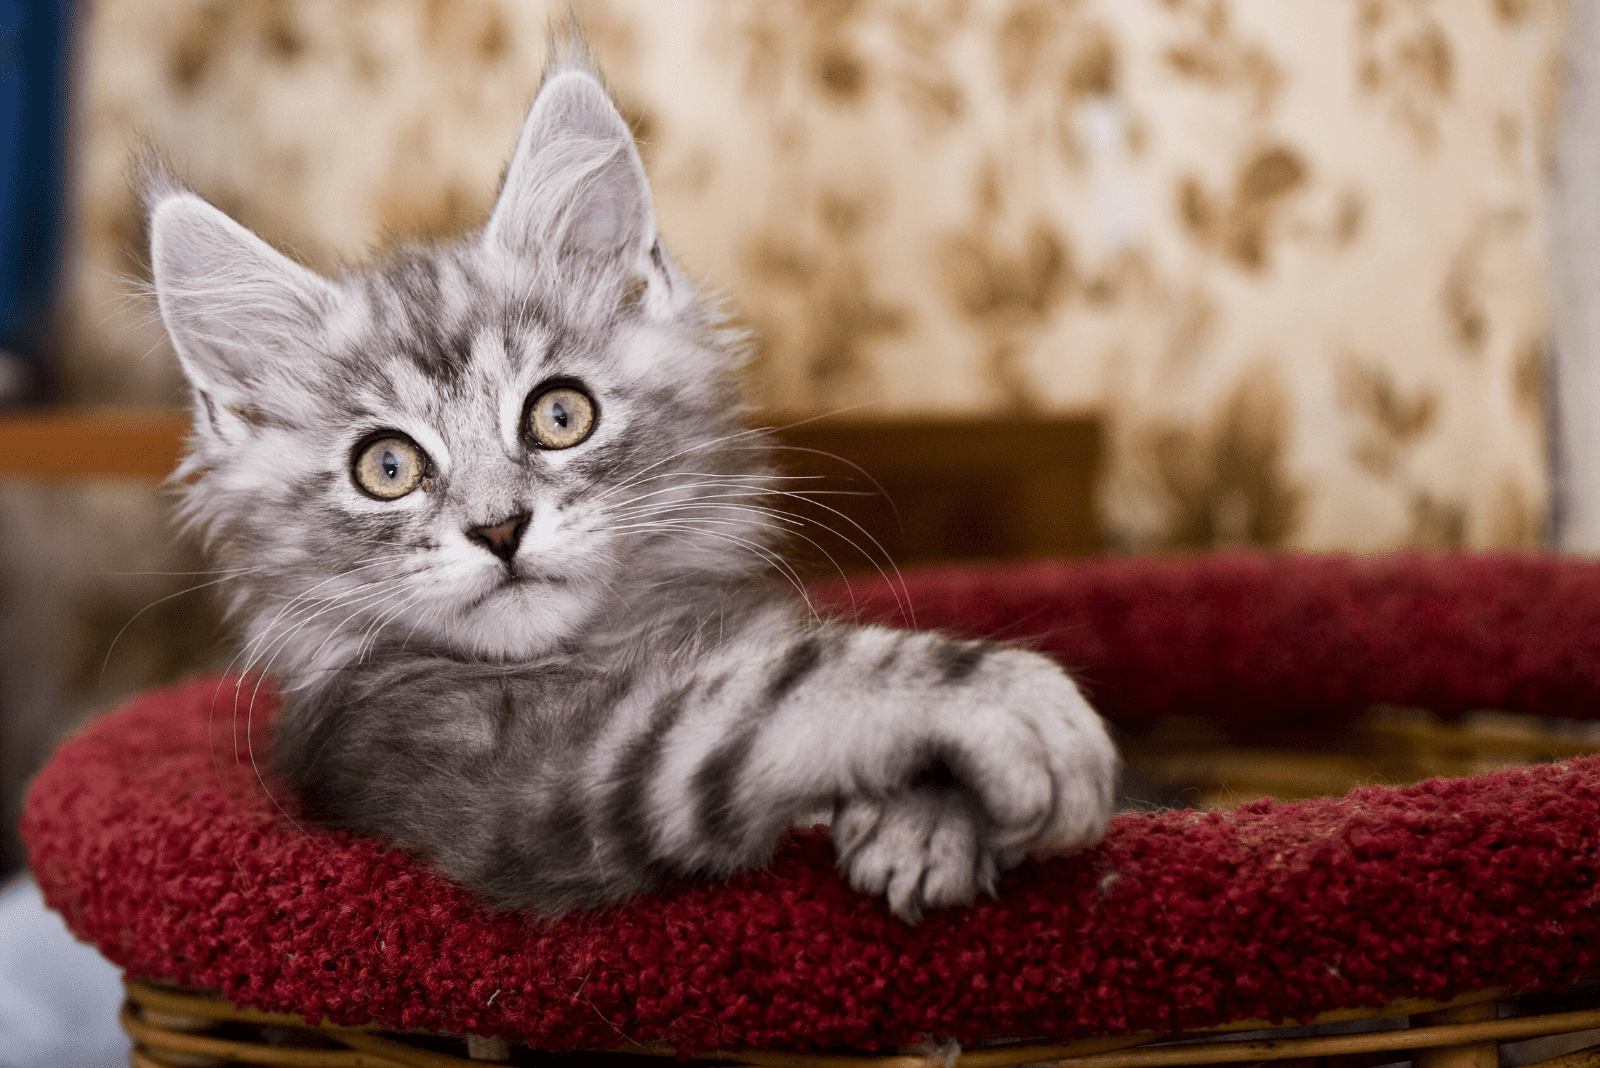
[63,0,1560,552]
[0,0,1566,866]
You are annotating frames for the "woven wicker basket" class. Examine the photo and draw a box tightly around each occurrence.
[121,978,1600,1068]
[120,708,1600,1068]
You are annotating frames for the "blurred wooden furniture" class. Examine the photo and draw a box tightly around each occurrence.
[0,409,1104,562]
[0,408,186,478]
[772,415,1101,571]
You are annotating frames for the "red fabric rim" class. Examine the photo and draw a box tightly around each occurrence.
[23,552,1600,1050]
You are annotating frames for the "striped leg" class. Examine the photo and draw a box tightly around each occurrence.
[621,619,1118,922]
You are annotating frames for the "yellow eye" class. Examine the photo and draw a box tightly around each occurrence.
[525,386,596,449]
[352,436,427,500]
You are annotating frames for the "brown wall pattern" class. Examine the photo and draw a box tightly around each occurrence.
[62,0,1559,554]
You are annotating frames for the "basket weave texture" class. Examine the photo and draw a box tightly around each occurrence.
[23,553,1600,1053]
[116,980,1600,1068]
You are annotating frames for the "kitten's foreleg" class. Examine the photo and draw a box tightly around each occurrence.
[623,620,1118,921]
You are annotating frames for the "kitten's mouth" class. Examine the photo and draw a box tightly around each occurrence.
[507,571,568,587]
[504,562,569,586]
[463,569,569,612]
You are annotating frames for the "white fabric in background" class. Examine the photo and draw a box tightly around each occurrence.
[1552,3,1600,551]
[0,873,127,1068]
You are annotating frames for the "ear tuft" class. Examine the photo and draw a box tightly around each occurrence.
[482,41,656,267]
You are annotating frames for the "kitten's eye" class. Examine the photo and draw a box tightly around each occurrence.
[525,385,596,449]
[352,436,428,500]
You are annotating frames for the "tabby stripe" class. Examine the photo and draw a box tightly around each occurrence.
[604,684,691,863]
[764,636,826,705]
[691,726,757,847]
[198,390,222,436]
[533,796,592,867]
[573,670,636,746]
[570,436,652,488]
[933,641,988,684]
[289,470,336,497]
[874,635,906,674]
[493,678,518,752]
[699,634,837,844]
[478,794,592,904]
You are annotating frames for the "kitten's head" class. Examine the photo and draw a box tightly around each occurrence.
[148,44,775,680]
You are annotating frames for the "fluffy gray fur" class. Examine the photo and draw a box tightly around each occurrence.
[145,42,1118,921]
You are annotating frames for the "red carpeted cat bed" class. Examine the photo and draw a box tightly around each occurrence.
[23,552,1600,1052]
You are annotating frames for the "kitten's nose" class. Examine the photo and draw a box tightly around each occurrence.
[467,513,529,563]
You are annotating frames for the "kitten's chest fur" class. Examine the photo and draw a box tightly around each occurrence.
[281,655,607,833]
[276,590,756,829]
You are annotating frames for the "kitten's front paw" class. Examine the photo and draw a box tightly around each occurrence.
[914,645,1118,866]
[830,637,1118,922]
[833,788,996,923]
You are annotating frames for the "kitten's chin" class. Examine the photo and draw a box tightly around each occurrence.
[441,579,595,660]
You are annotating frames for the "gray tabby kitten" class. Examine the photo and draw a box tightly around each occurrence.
[145,44,1117,921]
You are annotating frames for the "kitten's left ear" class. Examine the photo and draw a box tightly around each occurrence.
[483,55,656,272]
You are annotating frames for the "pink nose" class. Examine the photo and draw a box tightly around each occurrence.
[467,514,529,562]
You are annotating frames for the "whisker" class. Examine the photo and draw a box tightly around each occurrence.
[242,559,410,651]
[96,564,269,577]
[613,485,910,625]
[204,676,327,854]
[210,572,408,849]
[750,446,915,628]
[618,511,862,613]
[582,403,878,507]
[616,520,819,622]
[355,589,430,664]
[256,581,412,686]
[584,430,779,508]
[99,565,273,687]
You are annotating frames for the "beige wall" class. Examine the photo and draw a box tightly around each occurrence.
[62,0,1561,552]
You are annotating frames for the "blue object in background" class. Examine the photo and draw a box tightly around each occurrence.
[0,0,73,397]
[0,874,128,1068]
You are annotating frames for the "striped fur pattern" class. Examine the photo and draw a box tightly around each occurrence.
[146,42,1117,921]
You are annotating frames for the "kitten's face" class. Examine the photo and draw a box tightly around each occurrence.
[149,57,770,671]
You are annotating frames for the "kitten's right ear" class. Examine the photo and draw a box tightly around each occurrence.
[147,186,336,435]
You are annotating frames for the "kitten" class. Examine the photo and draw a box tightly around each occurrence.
[144,41,1117,922]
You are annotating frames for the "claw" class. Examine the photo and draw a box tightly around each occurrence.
[975,853,999,899]
[832,801,883,866]
[887,863,924,922]
[994,845,1026,872]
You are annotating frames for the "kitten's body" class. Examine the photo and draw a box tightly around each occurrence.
[148,42,1117,921]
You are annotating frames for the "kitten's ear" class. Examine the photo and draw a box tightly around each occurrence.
[148,188,337,427]
[482,54,656,269]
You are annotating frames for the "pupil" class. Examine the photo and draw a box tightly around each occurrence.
[382,450,398,479]
[552,402,569,428]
